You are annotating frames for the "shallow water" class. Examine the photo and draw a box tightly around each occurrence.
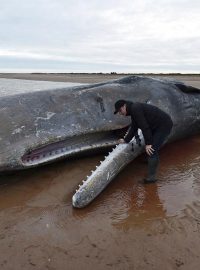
[0,135,200,223]
[1,75,200,269]
[0,135,200,270]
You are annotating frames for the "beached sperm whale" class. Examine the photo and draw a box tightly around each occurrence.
[0,76,200,200]
[0,75,162,172]
[72,76,200,208]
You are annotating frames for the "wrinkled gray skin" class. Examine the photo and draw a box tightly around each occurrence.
[0,76,200,180]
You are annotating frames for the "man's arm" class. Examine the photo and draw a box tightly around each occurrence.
[132,103,153,145]
[124,124,138,143]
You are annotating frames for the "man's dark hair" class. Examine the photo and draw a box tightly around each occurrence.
[114,100,127,114]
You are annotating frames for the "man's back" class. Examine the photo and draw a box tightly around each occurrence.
[126,102,172,131]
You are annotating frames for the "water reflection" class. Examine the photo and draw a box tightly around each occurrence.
[158,136,200,217]
[109,176,166,231]
[111,135,200,230]
[0,135,199,232]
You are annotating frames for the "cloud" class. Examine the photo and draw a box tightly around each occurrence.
[0,0,199,72]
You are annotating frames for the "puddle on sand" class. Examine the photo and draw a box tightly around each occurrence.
[0,135,199,231]
[107,135,200,230]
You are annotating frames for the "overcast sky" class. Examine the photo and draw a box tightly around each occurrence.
[0,0,199,73]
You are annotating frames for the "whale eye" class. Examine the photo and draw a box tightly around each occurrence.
[96,96,105,112]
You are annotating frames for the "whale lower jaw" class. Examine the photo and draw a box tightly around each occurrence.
[72,130,145,208]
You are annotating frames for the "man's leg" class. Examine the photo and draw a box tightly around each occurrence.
[144,126,172,184]
[144,154,160,183]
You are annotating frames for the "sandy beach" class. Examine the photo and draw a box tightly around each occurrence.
[0,73,200,270]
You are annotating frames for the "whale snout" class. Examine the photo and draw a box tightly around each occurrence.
[72,192,85,208]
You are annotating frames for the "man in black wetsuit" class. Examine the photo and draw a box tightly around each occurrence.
[114,100,173,184]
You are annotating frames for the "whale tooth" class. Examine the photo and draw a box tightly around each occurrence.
[76,189,78,192]
[78,184,81,188]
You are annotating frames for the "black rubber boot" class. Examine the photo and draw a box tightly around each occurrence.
[143,156,159,184]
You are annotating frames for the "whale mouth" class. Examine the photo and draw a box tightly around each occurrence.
[21,127,128,167]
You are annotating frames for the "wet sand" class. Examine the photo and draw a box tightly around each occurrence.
[0,74,200,270]
[0,72,200,88]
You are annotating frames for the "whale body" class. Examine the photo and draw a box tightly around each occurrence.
[0,76,200,207]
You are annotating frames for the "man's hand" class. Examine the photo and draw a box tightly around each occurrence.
[145,145,154,156]
[118,138,126,144]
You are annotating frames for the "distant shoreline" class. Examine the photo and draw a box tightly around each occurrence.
[0,72,200,75]
[0,73,199,88]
